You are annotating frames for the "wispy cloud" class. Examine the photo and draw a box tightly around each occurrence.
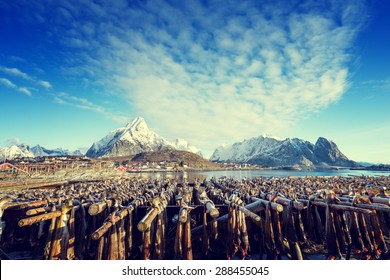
[2,0,368,154]
[0,66,52,89]
[0,77,17,88]
[18,87,32,96]
[0,67,31,80]
[53,92,128,123]
[0,77,32,96]
[361,78,390,89]
[4,138,21,146]
[38,80,52,89]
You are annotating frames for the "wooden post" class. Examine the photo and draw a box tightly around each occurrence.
[137,208,159,232]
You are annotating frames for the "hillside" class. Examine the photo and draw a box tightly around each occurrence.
[131,149,219,169]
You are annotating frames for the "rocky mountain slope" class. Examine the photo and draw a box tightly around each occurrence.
[86,117,202,158]
[31,145,84,157]
[131,149,218,169]
[210,136,357,169]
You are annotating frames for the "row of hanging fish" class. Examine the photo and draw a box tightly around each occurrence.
[0,175,389,260]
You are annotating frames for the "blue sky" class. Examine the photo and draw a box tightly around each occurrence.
[0,0,389,163]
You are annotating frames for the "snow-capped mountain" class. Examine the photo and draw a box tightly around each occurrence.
[0,144,35,160]
[86,117,202,158]
[210,135,357,168]
[31,145,85,157]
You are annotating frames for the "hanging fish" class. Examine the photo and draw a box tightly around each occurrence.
[349,211,365,253]
[369,212,388,257]
[305,199,316,242]
[202,207,210,256]
[66,204,76,260]
[338,211,352,246]
[294,210,307,244]
[125,208,133,258]
[283,200,302,259]
[211,217,218,240]
[117,218,126,260]
[325,200,341,260]
[174,218,183,259]
[240,210,250,259]
[357,213,374,259]
[333,209,347,255]
[154,213,163,260]
[43,205,57,260]
[272,210,284,255]
[183,213,193,260]
[28,223,41,259]
[377,212,390,237]
[234,206,242,258]
[49,200,73,260]
[161,207,168,258]
[74,201,87,260]
[313,204,324,243]
[264,201,276,259]
[96,235,105,260]
[337,210,352,259]
[226,206,234,259]
[107,212,119,260]
[142,228,152,260]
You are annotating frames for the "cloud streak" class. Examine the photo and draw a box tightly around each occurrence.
[0,77,32,96]
[362,78,390,89]
[2,0,368,155]
[0,66,52,89]
[0,77,17,88]
[53,92,129,123]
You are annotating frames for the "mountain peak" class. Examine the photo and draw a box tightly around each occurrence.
[0,143,34,160]
[31,145,84,157]
[210,135,357,169]
[130,116,146,125]
[86,117,202,158]
[316,137,332,144]
[260,134,282,140]
[126,116,148,130]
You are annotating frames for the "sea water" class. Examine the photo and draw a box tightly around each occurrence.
[128,168,390,182]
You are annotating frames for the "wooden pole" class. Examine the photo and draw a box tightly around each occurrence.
[92,207,133,240]
[18,210,62,227]
[137,207,159,232]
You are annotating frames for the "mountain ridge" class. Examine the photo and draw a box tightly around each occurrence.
[86,117,202,158]
[31,145,84,157]
[0,144,35,160]
[210,135,357,169]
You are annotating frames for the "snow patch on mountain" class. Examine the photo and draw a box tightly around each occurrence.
[211,135,281,163]
[31,145,85,157]
[0,144,35,160]
[210,135,356,168]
